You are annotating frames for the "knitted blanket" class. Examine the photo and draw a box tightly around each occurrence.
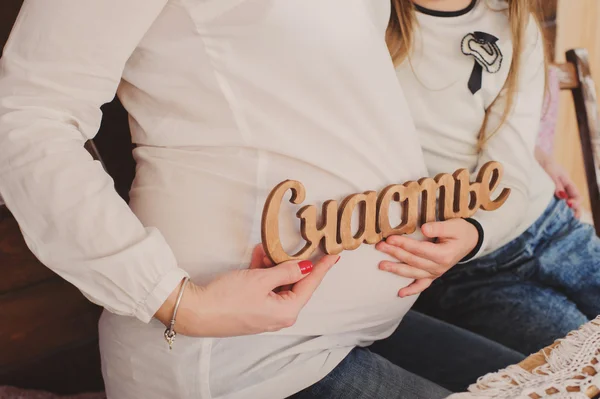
[448,317,600,399]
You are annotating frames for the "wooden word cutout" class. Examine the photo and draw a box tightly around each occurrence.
[261,161,510,264]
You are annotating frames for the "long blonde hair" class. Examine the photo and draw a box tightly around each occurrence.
[386,0,547,150]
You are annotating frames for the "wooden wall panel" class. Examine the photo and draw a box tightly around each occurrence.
[554,0,600,212]
[0,339,104,395]
[0,210,56,294]
[0,279,102,370]
[0,0,21,58]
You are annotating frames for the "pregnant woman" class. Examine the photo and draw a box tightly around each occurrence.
[0,1,521,398]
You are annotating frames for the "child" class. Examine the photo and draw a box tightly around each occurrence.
[376,0,600,355]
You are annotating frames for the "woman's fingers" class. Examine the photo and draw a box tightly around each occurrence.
[278,284,293,293]
[290,255,339,307]
[379,261,433,279]
[262,256,275,267]
[249,244,267,270]
[251,245,338,296]
[376,241,438,271]
[262,259,314,290]
[263,256,293,292]
[248,244,292,291]
[398,278,434,298]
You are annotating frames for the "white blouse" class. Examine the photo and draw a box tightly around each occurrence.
[0,1,428,398]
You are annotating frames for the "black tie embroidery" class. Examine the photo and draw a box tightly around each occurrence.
[461,31,503,94]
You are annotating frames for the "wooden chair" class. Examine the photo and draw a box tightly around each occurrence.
[553,48,600,235]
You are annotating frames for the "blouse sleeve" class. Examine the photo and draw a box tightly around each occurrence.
[535,65,561,155]
[468,19,546,259]
[0,0,188,323]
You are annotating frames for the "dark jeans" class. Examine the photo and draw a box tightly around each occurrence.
[289,311,524,398]
[416,197,600,355]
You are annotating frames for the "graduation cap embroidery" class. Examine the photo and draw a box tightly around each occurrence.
[461,31,503,94]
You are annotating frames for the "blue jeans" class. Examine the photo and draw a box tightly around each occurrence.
[289,311,524,398]
[416,197,600,355]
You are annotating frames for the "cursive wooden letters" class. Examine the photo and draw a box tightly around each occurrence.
[262,161,511,264]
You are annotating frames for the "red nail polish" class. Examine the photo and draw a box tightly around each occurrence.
[298,260,313,274]
[557,191,568,200]
[334,256,341,265]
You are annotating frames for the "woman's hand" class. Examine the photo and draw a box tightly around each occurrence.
[376,219,479,298]
[535,146,582,218]
[155,246,339,337]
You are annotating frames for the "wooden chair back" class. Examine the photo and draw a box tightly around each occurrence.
[553,48,600,235]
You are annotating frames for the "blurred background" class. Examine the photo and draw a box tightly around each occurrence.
[0,0,599,397]
[544,1,600,213]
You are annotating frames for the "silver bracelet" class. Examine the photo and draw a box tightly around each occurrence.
[164,277,190,350]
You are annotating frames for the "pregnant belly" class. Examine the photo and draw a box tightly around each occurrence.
[129,146,419,336]
[283,244,419,336]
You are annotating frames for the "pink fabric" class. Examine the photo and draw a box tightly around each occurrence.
[536,66,561,154]
[0,387,105,399]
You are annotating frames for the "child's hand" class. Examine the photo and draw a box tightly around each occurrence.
[535,147,582,218]
[554,172,582,219]
[375,219,479,298]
